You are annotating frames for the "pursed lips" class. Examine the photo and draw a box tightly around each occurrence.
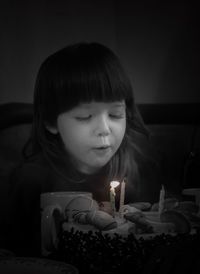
[92,146,112,157]
[95,146,110,150]
[92,138,112,151]
[92,145,112,151]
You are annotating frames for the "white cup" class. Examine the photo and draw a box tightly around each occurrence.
[40,191,92,255]
[182,188,200,205]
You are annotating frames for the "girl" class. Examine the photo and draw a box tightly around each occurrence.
[6,42,161,256]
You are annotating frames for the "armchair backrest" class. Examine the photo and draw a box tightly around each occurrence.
[0,103,33,247]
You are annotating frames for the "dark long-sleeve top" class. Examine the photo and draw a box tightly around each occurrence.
[6,149,162,256]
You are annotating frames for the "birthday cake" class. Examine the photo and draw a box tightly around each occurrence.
[53,187,200,274]
[54,202,200,274]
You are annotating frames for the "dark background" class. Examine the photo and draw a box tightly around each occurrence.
[0,0,199,104]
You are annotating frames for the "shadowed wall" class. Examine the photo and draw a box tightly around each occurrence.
[0,0,199,103]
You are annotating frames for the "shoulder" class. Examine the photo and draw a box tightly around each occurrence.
[17,153,49,173]
[10,153,51,190]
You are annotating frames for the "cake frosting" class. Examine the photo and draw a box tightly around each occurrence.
[61,196,199,238]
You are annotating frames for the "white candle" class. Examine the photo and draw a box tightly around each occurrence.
[119,179,126,218]
[110,181,120,217]
[158,185,165,215]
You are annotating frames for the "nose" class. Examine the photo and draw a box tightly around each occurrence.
[94,115,111,136]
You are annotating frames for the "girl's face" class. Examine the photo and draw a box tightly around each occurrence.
[51,101,126,174]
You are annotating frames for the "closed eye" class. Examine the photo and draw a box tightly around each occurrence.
[109,113,125,119]
[75,115,92,121]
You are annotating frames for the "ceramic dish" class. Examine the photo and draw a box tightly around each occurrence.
[0,257,78,274]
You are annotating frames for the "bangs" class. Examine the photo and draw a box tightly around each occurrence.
[52,44,134,115]
[57,68,133,113]
[37,42,135,124]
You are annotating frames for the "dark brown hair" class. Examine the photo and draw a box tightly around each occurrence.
[30,42,148,182]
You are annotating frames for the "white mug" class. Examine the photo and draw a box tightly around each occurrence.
[40,191,93,255]
[182,188,200,205]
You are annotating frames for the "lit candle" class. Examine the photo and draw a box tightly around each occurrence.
[110,181,120,217]
[158,185,165,215]
[119,179,126,218]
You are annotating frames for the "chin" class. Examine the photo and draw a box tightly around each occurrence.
[84,155,112,173]
[91,161,110,171]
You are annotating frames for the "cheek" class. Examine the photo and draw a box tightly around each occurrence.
[114,120,126,142]
[59,125,89,150]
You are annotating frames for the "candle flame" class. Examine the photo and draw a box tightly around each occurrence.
[110,181,120,189]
